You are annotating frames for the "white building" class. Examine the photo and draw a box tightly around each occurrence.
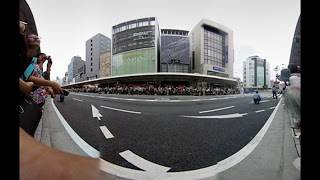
[243,56,270,88]
[189,19,234,78]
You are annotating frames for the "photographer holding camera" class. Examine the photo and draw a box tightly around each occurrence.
[42,55,52,80]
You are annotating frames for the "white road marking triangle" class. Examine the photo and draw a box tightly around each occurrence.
[92,105,103,120]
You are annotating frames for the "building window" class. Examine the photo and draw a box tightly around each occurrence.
[131,23,137,29]
[91,44,92,47]
[91,63,92,66]
[91,48,92,51]
[91,52,92,55]
[91,57,92,61]
[91,68,93,72]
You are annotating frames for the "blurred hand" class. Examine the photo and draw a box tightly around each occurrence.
[19,79,34,95]
[20,128,104,180]
[46,87,55,98]
[50,81,63,94]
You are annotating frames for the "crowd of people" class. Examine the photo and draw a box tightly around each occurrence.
[69,84,240,96]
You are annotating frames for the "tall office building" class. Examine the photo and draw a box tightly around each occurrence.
[67,56,85,83]
[111,17,160,76]
[160,29,190,73]
[189,19,234,78]
[243,56,270,88]
[76,61,86,83]
[86,33,111,80]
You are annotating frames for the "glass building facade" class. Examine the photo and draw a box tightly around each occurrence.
[112,17,159,76]
[203,27,226,68]
[256,60,265,87]
[243,56,270,88]
[160,29,190,73]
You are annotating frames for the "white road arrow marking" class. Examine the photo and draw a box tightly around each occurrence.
[199,106,235,114]
[119,150,171,173]
[182,113,248,119]
[92,105,103,120]
[255,109,265,113]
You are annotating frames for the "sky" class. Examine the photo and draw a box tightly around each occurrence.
[26,0,300,81]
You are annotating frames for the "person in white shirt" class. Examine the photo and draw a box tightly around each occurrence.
[253,90,262,104]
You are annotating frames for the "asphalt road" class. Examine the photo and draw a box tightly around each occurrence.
[54,92,280,172]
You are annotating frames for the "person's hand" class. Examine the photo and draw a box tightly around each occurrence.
[19,79,34,95]
[50,81,63,94]
[46,87,55,98]
[20,128,103,180]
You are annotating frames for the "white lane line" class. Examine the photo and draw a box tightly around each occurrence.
[170,100,182,102]
[100,126,114,139]
[72,98,83,102]
[255,109,265,113]
[199,106,235,114]
[75,93,95,98]
[119,150,171,173]
[269,106,276,109]
[182,113,248,119]
[100,105,141,114]
[249,100,270,104]
[50,99,100,157]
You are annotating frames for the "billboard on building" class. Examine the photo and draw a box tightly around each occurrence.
[112,17,159,76]
[112,48,155,76]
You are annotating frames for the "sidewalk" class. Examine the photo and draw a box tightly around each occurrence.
[203,99,300,180]
[35,97,300,180]
[34,98,87,156]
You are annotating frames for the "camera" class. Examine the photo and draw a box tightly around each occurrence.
[62,89,70,96]
[47,56,52,64]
